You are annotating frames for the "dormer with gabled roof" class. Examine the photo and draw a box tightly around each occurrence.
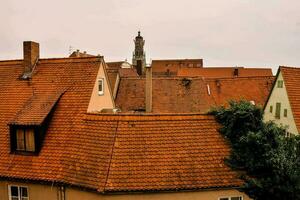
[264,66,300,135]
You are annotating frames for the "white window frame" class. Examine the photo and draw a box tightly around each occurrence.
[218,196,243,200]
[8,185,29,200]
[98,78,104,96]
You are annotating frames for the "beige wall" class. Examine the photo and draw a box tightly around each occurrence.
[87,61,115,113]
[264,72,298,135]
[0,181,251,200]
[0,181,58,200]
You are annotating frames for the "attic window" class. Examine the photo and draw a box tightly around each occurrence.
[277,80,283,88]
[15,128,35,152]
[219,197,243,200]
[98,78,104,95]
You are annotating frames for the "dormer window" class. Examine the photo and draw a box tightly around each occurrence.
[10,126,37,153]
[8,90,65,155]
[98,78,104,95]
[16,128,35,152]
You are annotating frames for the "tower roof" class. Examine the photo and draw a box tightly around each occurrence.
[136,31,143,39]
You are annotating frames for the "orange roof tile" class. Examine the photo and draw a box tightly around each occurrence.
[178,67,273,78]
[115,76,274,113]
[151,59,203,75]
[280,66,300,132]
[0,56,243,192]
[9,89,65,125]
[85,114,243,192]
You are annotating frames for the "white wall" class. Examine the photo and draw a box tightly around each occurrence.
[264,71,298,135]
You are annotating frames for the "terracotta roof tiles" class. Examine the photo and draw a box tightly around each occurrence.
[115,76,275,113]
[0,56,243,193]
[280,66,300,132]
[178,67,273,78]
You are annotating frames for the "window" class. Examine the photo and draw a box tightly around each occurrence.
[98,78,104,95]
[277,80,283,88]
[16,129,35,152]
[9,185,29,200]
[270,105,273,113]
[284,109,288,117]
[275,102,281,119]
[219,197,243,200]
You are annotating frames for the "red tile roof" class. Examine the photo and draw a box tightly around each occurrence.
[115,76,274,113]
[0,56,107,189]
[9,89,65,125]
[178,67,273,78]
[84,114,243,192]
[151,59,203,75]
[0,56,242,192]
[280,66,300,132]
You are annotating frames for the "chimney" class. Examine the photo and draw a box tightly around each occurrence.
[233,68,239,77]
[23,41,39,74]
[145,65,152,113]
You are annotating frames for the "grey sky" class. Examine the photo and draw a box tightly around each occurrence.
[1,0,300,72]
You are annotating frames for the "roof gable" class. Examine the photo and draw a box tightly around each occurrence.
[280,66,300,132]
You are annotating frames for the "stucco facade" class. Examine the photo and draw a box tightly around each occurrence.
[264,72,298,135]
[0,181,251,200]
[87,60,115,113]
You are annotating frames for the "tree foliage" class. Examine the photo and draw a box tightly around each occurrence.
[211,101,300,200]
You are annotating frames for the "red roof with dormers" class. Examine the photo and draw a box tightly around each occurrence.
[0,56,243,193]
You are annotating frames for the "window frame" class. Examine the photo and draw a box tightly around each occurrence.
[98,78,104,96]
[275,102,281,119]
[284,109,288,117]
[16,129,35,152]
[218,196,243,200]
[8,185,29,200]
[10,125,39,155]
[277,80,283,88]
[270,105,273,113]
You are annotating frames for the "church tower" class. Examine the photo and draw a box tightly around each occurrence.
[132,31,146,76]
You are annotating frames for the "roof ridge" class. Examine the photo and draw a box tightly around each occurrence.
[83,113,215,121]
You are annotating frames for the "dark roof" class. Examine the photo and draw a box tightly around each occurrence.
[115,76,275,113]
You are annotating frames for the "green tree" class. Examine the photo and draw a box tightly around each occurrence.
[211,101,300,200]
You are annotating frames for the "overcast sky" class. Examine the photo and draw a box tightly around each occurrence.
[1,0,300,72]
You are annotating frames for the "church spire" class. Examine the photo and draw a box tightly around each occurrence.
[132,31,146,76]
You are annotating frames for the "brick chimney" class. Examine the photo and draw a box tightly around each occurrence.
[23,41,39,74]
[145,65,152,112]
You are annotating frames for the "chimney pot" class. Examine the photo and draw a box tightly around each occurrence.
[23,41,39,74]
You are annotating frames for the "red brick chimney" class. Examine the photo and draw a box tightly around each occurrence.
[23,41,39,74]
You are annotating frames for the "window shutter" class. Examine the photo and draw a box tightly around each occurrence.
[275,102,281,119]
